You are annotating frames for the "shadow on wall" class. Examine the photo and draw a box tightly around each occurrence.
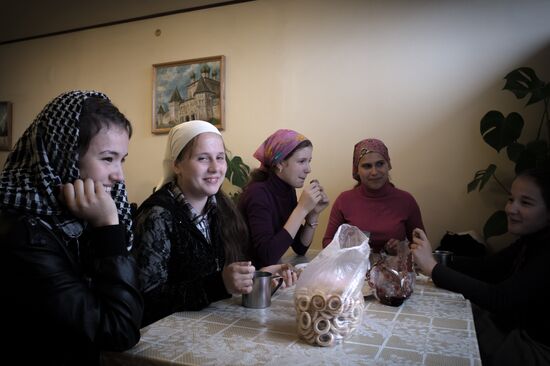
[397,42,550,255]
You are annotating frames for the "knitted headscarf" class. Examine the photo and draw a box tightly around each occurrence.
[253,129,307,169]
[352,138,392,181]
[156,120,222,191]
[0,90,134,246]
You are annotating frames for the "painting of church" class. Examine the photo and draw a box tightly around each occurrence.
[153,56,224,133]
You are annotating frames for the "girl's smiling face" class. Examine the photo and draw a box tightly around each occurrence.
[174,132,226,210]
[505,175,550,236]
[78,126,129,193]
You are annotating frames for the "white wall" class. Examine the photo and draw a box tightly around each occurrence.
[1,0,549,250]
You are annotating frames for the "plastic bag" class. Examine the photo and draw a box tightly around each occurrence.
[294,224,370,347]
[366,240,415,306]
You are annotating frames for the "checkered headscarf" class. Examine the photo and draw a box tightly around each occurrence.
[0,90,133,246]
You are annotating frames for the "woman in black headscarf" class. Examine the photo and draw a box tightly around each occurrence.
[0,90,143,366]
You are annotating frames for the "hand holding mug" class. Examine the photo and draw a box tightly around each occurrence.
[223,261,255,294]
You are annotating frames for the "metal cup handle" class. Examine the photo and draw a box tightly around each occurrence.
[271,276,284,296]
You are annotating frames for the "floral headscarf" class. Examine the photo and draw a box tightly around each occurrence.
[253,129,308,169]
[352,138,392,181]
[0,90,133,246]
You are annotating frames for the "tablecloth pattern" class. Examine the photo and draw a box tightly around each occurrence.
[103,278,481,366]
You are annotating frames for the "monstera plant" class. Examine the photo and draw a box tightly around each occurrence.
[225,151,251,204]
[468,67,550,239]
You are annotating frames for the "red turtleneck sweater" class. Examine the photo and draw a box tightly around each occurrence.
[322,182,424,252]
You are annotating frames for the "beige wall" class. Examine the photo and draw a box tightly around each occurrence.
[1,0,549,250]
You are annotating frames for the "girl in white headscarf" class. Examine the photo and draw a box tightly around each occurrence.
[133,121,295,326]
[0,90,143,366]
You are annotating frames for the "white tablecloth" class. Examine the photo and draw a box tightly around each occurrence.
[103,275,481,366]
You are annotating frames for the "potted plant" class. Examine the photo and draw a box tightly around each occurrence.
[224,151,251,204]
[467,67,549,240]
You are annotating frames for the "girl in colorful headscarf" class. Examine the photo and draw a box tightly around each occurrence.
[132,121,296,326]
[322,138,424,253]
[238,129,330,267]
[0,91,143,365]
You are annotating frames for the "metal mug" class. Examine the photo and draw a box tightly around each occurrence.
[433,250,453,266]
[242,271,283,309]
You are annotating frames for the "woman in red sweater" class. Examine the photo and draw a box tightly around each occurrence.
[322,138,424,253]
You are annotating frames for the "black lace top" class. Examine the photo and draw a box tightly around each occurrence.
[132,184,229,326]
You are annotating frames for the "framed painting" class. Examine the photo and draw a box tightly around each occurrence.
[152,55,225,134]
[0,101,12,151]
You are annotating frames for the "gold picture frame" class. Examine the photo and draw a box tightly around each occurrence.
[152,55,225,134]
[0,101,12,151]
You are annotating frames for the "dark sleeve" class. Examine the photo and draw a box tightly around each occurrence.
[291,225,309,256]
[447,244,519,282]
[431,244,547,316]
[132,206,230,326]
[241,186,306,267]
[140,270,229,326]
[4,218,143,352]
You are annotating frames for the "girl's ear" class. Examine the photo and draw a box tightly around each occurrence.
[172,160,181,175]
[275,163,283,173]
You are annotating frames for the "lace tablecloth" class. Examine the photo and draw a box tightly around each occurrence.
[102,276,481,366]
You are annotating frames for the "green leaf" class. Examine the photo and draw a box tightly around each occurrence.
[528,140,549,157]
[503,67,546,106]
[483,210,508,239]
[480,111,523,152]
[225,154,250,188]
[514,140,549,174]
[467,164,496,192]
[467,179,479,193]
[479,164,496,191]
[467,170,483,193]
[506,142,524,162]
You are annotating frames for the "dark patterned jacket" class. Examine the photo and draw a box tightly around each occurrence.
[0,209,143,366]
[132,186,230,327]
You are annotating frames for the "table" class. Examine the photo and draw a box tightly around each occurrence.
[102,252,481,366]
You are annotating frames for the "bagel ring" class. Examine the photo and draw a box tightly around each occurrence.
[327,295,343,313]
[297,295,310,312]
[315,332,334,347]
[311,294,326,311]
[299,311,312,330]
[313,317,331,335]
